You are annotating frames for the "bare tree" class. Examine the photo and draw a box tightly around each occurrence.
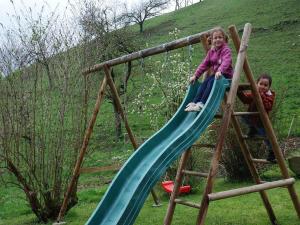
[174,0,181,10]
[184,0,193,7]
[121,0,169,33]
[79,0,140,139]
[0,0,140,222]
[0,2,85,222]
[8,4,61,90]
[174,0,201,10]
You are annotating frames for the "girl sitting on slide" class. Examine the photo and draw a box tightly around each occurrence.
[185,27,233,112]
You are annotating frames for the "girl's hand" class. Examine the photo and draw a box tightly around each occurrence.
[189,75,197,84]
[215,71,222,79]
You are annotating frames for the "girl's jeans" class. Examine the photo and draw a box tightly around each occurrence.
[193,74,230,104]
[193,75,215,104]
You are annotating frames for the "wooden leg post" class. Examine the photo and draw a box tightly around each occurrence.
[103,64,161,206]
[197,23,253,225]
[220,89,278,224]
[164,149,192,225]
[229,25,300,219]
[57,76,108,222]
[230,114,277,224]
[196,107,232,225]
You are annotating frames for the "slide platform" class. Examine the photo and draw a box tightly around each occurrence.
[86,77,229,225]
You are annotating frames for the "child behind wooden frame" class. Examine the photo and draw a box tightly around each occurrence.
[238,73,276,162]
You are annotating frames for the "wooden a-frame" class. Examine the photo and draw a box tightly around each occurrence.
[56,23,300,224]
[56,24,215,223]
[163,24,300,225]
[56,66,161,223]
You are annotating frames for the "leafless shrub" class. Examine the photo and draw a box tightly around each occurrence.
[0,2,85,222]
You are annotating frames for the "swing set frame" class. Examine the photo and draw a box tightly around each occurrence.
[56,23,300,225]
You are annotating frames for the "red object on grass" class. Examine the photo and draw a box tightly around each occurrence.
[161,181,191,194]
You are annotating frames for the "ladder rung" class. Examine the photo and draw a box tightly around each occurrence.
[182,170,208,177]
[215,112,260,118]
[238,83,251,90]
[208,178,295,201]
[252,158,274,164]
[174,198,201,209]
[192,144,215,148]
[80,164,121,174]
[242,135,266,140]
[233,112,259,116]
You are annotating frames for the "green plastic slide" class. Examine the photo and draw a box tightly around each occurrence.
[86,77,229,225]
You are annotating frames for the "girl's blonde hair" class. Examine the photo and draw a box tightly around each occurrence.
[208,27,229,45]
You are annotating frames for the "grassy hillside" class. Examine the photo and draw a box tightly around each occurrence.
[1,0,300,225]
[144,0,299,45]
[141,0,300,134]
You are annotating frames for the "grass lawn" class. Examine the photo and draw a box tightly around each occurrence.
[1,0,300,224]
[1,174,300,225]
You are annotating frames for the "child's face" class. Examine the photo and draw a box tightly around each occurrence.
[212,31,225,48]
[257,78,270,92]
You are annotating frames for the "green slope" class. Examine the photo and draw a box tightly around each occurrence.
[138,0,299,134]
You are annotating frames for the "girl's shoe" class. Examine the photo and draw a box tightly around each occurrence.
[185,105,193,111]
[185,102,204,112]
[192,102,204,111]
[184,102,196,111]
[185,102,196,108]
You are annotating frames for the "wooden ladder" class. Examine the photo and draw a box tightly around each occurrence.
[163,24,300,225]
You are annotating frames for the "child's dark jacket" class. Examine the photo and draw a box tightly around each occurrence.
[238,90,275,126]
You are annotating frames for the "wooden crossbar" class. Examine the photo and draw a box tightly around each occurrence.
[82,29,215,75]
[174,199,201,209]
[192,143,215,148]
[233,112,259,116]
[208,178,295,201]
[79,165,121,174]
[252,158,273,164]
[216,112,260,118]
[182,170,208,177]
[242,135,266,140]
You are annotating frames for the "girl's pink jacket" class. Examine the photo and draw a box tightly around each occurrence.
[194,43,233,78]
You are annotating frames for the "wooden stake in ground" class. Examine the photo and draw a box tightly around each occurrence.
[229,24,300,218]
[57,76,108,222]
[196,23,253,225]
[103,64,161,206]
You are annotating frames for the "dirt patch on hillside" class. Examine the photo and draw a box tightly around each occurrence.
[272,19,299,31]
[281,137,300,157]
[143,20,175,36]
[238,19,299,34]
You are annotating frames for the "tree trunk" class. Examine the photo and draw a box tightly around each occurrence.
[38,60,54,90]
[45,62,54,89]
[123,61,132,92]
[113,99,122,139]
[6,158,48,223]
[110,69,122,140]
[139,22,144,33]
[122,61,132,109]
[175,0,180,10]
